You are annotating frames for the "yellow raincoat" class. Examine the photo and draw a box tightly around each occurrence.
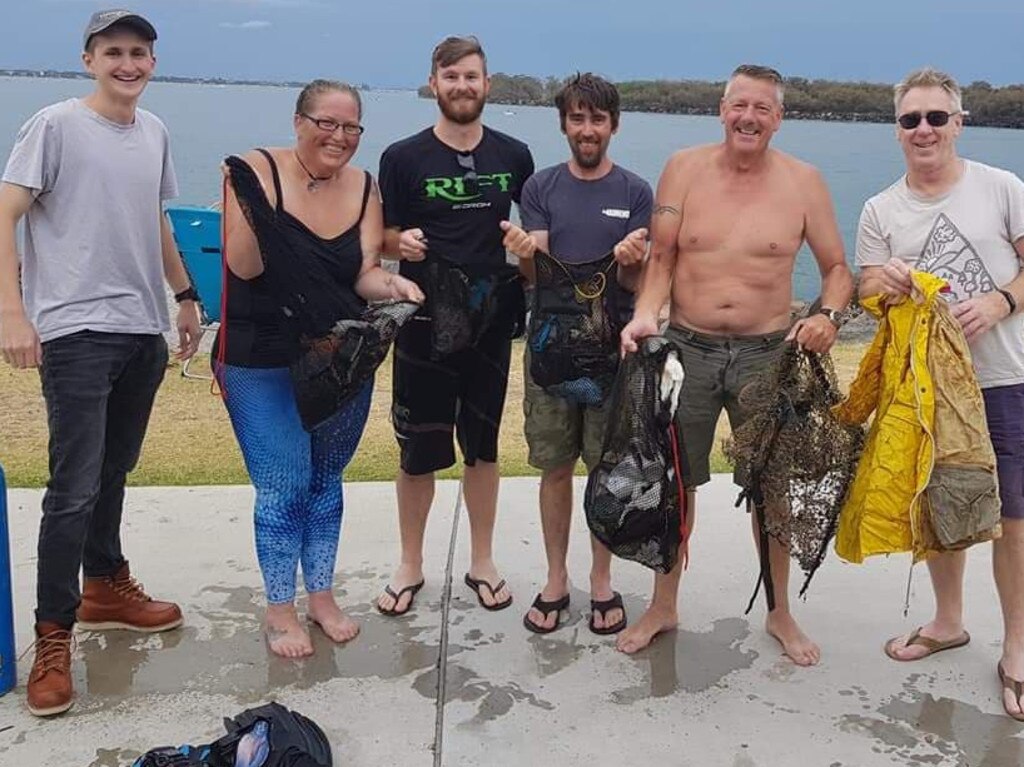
[834,271,1001,563]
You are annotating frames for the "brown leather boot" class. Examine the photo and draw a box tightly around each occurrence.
[26,622,74,717]
[77,562,183,632]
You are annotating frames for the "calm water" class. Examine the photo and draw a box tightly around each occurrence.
[4,76,1024,300]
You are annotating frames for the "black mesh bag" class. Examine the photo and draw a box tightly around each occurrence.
[527,251,623,405]
[723,343,865,607]
[290,300,420,431]
[584,336,690,573]
[423,255,525,359]
[226,155,418,432]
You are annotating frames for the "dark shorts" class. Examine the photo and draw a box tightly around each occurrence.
[982,383,1024,520]
[664,324,788,487]
[392,317,512,475]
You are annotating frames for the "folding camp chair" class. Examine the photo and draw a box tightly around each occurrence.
[165,207,222,379]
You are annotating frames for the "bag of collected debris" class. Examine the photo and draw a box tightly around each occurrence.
[584,336,689,573]
[723,343,864,608]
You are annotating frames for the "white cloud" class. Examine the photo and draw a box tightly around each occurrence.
[219,20,273,29]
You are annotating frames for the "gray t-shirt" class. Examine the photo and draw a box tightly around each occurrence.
[3,98,179,342]
[857,159,1024,388]
[519,163,653,262]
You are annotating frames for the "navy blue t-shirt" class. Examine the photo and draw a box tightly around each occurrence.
[519,163,653,263]
[378,126,534,280]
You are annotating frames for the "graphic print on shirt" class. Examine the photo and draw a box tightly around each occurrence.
[423,171,514,209]
[918,213,996,301]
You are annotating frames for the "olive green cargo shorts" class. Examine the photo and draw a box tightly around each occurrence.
[665,324,788,487]
[523,348,610,472]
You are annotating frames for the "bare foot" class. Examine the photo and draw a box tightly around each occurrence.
[307,591,360,643]
[467,561,512,608]
[766,610,820,666]
[377,563,425,614]
[884,620,967,662]
[615,606,677,654]
[266,603,313,658]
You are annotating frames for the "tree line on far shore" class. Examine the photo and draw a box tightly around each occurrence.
[419,74,1024,129]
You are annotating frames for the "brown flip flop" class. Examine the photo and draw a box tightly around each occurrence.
[883,627,970,661]
[998,663,1024,722]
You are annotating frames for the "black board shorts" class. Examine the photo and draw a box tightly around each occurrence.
[391,317,512,475]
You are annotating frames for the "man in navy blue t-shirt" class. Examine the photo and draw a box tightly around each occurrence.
[517,73,653,636]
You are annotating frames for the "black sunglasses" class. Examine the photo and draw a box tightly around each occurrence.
[897,110,961,130]
[456,152,478,195]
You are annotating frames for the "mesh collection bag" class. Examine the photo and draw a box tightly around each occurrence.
[225,155,418,432]
[424,255,525,359]
[584,336,689,573]
[527,251,622,405]
[723,344,865,607]
[131,701,332,767]
[289,300,420,431]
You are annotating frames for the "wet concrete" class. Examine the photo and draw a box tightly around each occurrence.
[1,476,1022,766]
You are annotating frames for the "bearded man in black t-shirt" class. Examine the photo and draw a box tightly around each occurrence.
[376,35,535,616]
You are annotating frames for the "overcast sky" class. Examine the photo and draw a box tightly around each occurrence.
[4,0,1023,88]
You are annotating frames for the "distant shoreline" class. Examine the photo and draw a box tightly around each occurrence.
[0,69,410,92]
[424,74,1024,130]
[6,69,1022,129]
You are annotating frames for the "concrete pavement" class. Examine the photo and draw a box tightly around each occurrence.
[0,476,1021,766]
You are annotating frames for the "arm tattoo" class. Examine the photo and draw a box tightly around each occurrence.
[653,205,680,217]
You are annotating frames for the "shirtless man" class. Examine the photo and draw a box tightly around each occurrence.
[619,64,854,663]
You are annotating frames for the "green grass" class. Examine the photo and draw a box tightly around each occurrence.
[0,340,866,487]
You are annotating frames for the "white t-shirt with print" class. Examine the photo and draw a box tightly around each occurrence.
[857,159,1024,389]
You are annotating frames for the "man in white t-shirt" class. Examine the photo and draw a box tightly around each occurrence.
[857,67,1024,722]
[0,10,200,717]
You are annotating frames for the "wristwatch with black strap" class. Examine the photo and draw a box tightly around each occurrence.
[997,288,1017,316]
[174,286,200,304]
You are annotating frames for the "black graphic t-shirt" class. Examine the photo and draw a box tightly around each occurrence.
[378,126,534,280]
[856,159,1024,388]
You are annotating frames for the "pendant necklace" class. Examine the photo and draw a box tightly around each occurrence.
[294,151,332,192]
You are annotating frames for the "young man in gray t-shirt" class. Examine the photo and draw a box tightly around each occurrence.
[0,10,199,717]
[517,73,653,637]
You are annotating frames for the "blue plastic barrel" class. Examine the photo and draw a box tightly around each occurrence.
[0,464,15,696]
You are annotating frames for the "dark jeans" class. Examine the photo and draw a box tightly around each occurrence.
[37,331,168,626]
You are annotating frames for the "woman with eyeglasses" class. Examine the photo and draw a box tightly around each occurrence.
[214,79,424,658]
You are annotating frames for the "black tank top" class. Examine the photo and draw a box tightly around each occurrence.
[215,149,373,368]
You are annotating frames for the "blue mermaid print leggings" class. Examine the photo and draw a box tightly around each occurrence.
[219,364,372,604]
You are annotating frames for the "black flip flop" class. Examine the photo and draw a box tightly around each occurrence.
[377,580,425,617]
[464,573,513,611]
[589,592,627,635]
[523,593,570,634]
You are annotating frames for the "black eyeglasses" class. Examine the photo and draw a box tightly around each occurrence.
[897,110,961,130]
[299,113,365,136]
[456,152,478,195]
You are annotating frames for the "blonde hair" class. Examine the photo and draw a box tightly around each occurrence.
[894,67,963,114]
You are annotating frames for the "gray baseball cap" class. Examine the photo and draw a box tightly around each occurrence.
[83,9,158,50]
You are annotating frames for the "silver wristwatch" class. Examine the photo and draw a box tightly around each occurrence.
[817,307,842,327]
